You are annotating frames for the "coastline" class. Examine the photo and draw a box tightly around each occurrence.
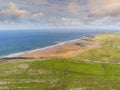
[1,36,90,58]
[21,35,99,59]
[0,34,101,64]
[2,32,119,59]
[0,34,100,60]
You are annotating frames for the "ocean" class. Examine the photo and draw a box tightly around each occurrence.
[0,29,119,58]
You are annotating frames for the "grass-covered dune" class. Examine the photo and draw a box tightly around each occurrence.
[76,33,120,62]
[0,33,120,90]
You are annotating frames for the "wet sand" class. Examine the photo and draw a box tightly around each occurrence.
[21,36,100,59]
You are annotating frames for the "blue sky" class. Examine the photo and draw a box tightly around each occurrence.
[0,0,120,28]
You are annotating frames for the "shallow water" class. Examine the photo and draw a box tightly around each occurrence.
[0,29,119,57]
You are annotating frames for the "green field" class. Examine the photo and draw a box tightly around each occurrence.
[0,34,120,90]
[76,34,120,62]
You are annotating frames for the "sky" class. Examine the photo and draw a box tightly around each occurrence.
[0,0,120,29]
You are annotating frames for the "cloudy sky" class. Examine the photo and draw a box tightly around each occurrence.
[0,0,120,28]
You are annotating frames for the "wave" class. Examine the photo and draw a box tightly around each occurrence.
[0,36,89,59]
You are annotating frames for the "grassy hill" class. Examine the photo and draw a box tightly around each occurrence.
[0,33,120,90]
[76,34,120,62]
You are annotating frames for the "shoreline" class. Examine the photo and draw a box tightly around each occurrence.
[1,35,95,59]
[0,32,119,59]
[21,35,98,59]
[0,34,101,64]
[0,33,119,64]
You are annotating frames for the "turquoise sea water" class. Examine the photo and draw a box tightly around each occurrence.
[0,29,119,58]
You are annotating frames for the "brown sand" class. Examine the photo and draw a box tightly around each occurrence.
[22,37,100,59]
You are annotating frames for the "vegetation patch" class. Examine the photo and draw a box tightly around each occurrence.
[0,34,120,90]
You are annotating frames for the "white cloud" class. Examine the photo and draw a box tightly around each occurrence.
[88,0,120,17]
[0,2,45,24]
[0,2,30,23]
[33,12,44,18]
[1,2,30,17]
[48,17,84,26]
[0,0,120,26]
[67,0,85,15]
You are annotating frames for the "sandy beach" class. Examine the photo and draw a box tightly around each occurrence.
[19,36,100,59]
